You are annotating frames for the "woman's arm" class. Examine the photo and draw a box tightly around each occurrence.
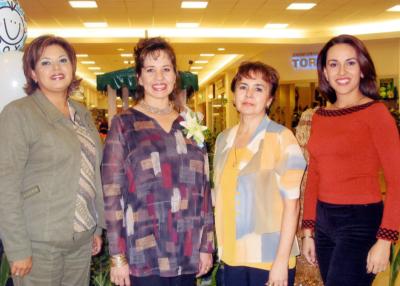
[269,198,299,285]
[101,116,130,286]
[268,128,305,285]
[0,104,32,275]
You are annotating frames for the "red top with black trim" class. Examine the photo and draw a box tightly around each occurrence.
[302,101,400,242]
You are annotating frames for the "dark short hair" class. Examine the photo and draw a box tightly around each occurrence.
[134,37,178,101]
[23,35,81,96]
[231,61,280,98]
[317,34,379,103]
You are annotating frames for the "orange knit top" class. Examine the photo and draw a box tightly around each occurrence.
[302,101,400,242]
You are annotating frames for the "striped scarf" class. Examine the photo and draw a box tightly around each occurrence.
[69,105,97,232]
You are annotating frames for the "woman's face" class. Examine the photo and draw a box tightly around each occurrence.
[234,72,273,117]
[31,44,73,96]
[323,43,363,98]
[138,50,176,101]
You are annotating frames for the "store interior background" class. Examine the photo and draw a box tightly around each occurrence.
[14,1,400,285]
[20,0,400,133]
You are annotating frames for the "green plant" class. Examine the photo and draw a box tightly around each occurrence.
[390,244,400,286]
[90,232,111,286]
[0,254,10,286]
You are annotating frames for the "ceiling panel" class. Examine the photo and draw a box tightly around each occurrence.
[16,0,400,85]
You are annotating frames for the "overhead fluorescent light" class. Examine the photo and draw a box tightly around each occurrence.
[264,23,289,29]
[181,1,208,9]
[94,72,104,75]
[76,54,89,58]
[191,66,203,70]
[83,22,108,28]
[387,5,400,12]
[191,71,199,74]
[121,53,133,57]
[286,3,316,10]
[80,61,95,64]
[88,67,101,70]
[69,1,97,8]
[200,53,215,57]
[334,19,400,35]
[176,22,199,28]
[217,47,225,51]
[123,60,135,64]
[195,60,208,64]
[117,48,125,51]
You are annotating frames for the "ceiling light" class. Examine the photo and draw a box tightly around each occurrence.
[286,3,316,10]
[334,19,400,35]
[83,22,108,28]
[176,22,199,28]
[94,72,104,75]
[191,71,199,74]
[195,60,208,64]
[200,53,215,57]
[88,67,101,70]
[123,60,135,64]
[181,1,208,9]
[191,66,203,70]
[117,48,125,51]
[217,47,225,51]
[81,61,95,64]
[69,1,97,8]
[121,53,133,57]
[76,54,89,58]
[264,23,289,29]
[387,5,400,12]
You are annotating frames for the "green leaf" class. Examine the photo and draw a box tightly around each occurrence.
[390,244,400,286]
[0,254,10,286]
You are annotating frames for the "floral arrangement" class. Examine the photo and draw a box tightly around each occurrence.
[180,110,208,147]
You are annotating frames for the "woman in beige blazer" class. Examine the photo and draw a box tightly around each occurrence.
[0,35,105,286]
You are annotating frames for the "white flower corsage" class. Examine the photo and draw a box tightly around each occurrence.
[179,110,208,147]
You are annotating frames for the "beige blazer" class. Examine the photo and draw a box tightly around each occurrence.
[0,91,105,262]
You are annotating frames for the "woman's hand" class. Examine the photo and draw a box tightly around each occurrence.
[11,256,32,277]
[196,252,213,277]
[367,239,391,274]
[302,236,317,266]
[92,235,102,255]
[267,259,288,286]
[110,264,131,286]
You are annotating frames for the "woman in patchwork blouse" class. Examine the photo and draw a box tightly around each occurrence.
[213,61,306,286]
[101,37,214,286]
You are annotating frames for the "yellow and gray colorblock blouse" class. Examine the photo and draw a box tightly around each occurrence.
[213,115,306,267]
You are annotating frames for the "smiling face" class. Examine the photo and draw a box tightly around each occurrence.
[31,45,73,97]
[234,72,273,117]
[323,43,363,98]
[0,5,27,52]
[138,49,177,103]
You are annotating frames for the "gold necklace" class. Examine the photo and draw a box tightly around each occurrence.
[139,100,173,115]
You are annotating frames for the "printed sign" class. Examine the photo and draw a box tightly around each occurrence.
[292,53,318,70]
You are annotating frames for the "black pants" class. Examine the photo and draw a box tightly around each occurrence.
[315,201,383,286]
[223,263,295,286]
[130,274,196,286]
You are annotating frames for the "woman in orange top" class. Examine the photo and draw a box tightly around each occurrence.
[302,34,400,286]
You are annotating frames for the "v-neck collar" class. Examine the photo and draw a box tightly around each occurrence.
[131,108,182,134]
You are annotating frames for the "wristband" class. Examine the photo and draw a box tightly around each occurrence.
[110,254,128,267]
[301,234,314,240]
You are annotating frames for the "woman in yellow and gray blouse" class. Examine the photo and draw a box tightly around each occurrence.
[213,61,306,286]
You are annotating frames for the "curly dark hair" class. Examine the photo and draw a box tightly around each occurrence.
[134,37,178,101]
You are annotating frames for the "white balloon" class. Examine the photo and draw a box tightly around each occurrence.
[0,50,26,112]
[0,0,27,53]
